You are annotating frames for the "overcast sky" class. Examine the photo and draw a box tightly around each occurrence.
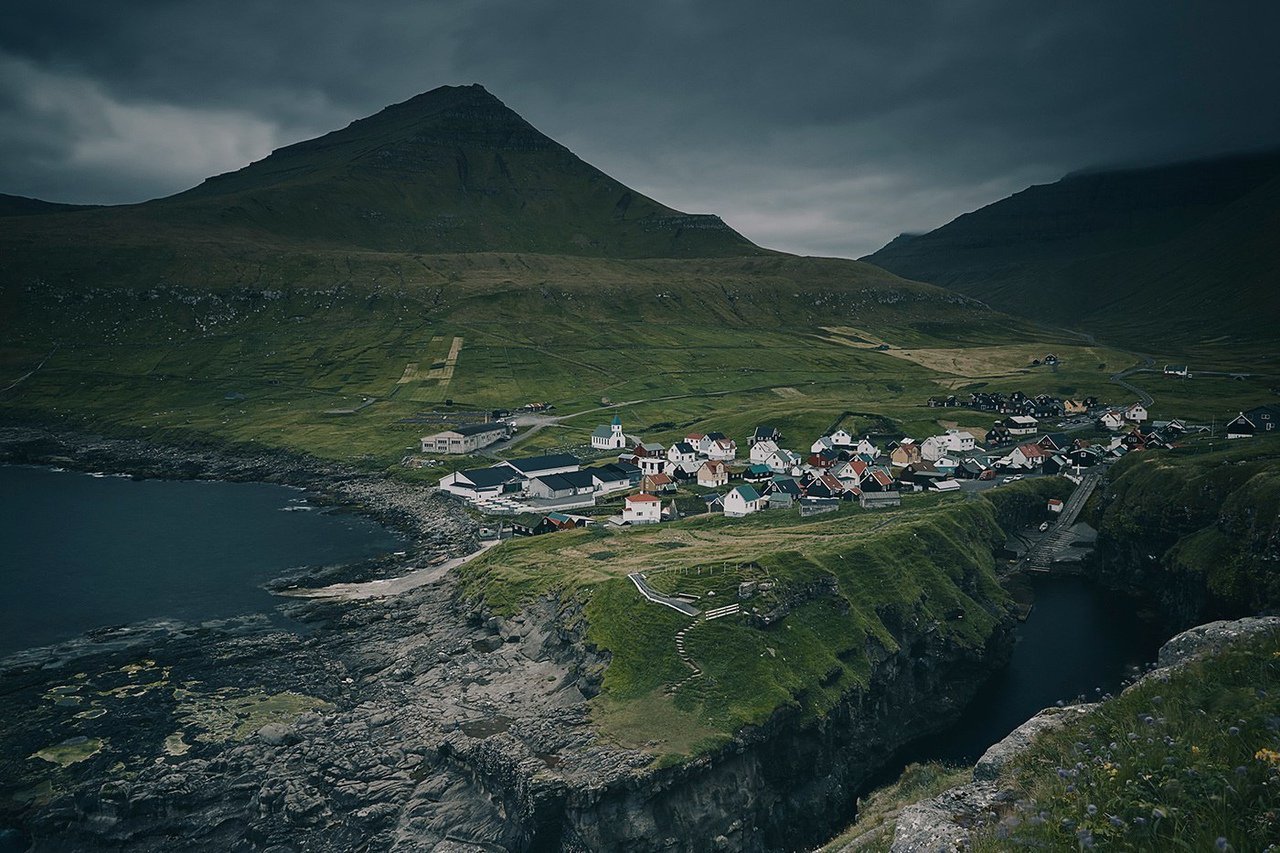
[3,1,1279,257]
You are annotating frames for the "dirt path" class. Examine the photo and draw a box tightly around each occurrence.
[1,344,59,394]
[277,539,500,601]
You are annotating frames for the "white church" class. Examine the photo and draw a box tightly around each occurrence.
[591,415,631,450]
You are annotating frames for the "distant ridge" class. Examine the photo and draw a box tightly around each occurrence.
[0,194,97,217]
[863,148,1280,344]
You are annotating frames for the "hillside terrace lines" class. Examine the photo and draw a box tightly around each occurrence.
[424,336,464,385]
[395,362,419,384]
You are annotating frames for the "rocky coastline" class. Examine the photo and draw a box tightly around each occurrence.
[0,426,1018,851]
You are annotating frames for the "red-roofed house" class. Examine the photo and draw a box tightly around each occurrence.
[623,493,662,524]
[1006,442,1047,470]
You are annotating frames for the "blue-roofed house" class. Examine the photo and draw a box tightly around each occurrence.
[439,466,523,499]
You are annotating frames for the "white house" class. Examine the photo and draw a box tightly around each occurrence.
[705,436,737,461]
[622,493,662,524]
[1004,442,1047,470]
[1006,415,1039,436]
[667,442,698,464]
[945,428,977,452]
[920,435,949,462]
[1099,410,1127,431]
[852,438,878,457]
[749,439,779,465]
[438,467,522,500]
[723,484,767,517]
[591,415,629,450]
[697,460,730,488]
[637,455,666,476]
[833,459,868,485]
[1124,403,1149,423]
[421,422,510,455]
[812,430,855,452]
[766,449,802,475]
[922,429,977,461]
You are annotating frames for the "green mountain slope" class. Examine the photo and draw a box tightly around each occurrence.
[0,84,760,260]
[1,83,1046,464]
[863,149,1280,345]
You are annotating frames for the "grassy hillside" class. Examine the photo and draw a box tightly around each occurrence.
[1093,434,1280,620]
[0,245,1061,468]
[973,628,1280,851]
[457,494,1015,757]
[863,149,1280,347]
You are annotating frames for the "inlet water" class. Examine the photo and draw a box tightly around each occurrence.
[0,465,407,657]
[894,574,1166,768]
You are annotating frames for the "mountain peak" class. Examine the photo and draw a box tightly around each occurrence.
[159,85,761,259]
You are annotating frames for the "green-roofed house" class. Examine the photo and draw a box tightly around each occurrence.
[724,484,767,517]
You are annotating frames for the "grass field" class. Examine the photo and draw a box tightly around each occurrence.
[3,246,1275,474]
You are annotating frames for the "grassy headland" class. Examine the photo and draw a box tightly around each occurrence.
[459,492,1029,757]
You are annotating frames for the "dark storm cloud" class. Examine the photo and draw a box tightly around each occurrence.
[2,1,1279,256]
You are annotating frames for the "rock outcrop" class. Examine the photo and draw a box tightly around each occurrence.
[884,616,1280,852]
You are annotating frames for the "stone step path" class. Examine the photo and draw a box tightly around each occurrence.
[667,619,705,695]
[666,603,743,695]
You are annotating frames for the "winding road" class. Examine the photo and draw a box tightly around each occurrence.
[1109,356,1155,408]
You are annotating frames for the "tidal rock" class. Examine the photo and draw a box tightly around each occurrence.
[257,724,299,747]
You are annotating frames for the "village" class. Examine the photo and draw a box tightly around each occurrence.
[411,382,1264,537]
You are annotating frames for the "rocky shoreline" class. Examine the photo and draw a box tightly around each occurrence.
[0,426,1018,852]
